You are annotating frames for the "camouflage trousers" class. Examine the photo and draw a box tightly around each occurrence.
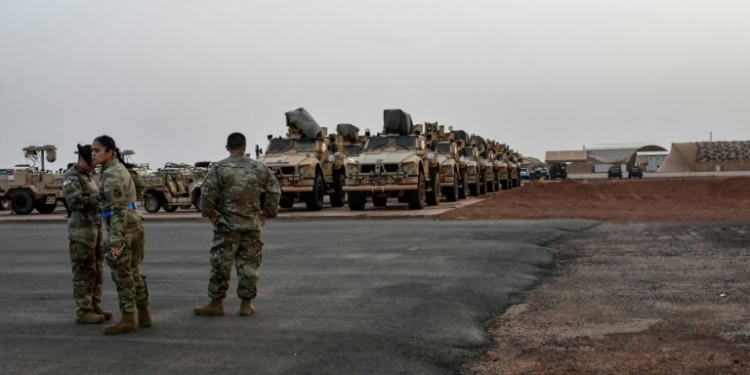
[68,227,105,316]
[208,229,263,300]
[106,217,149,313]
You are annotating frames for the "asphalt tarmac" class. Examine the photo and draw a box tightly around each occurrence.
[0,219,597,375]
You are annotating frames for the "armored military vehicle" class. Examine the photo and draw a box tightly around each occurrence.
[450,130,472,199]
[509,151,521,188]
[141,162,209,213]
[425,122,460,202]
[488,140,510,190]
[0,145,64,215]
[470,135,494,194]
[343,109,441,210]
[258,108,344,211]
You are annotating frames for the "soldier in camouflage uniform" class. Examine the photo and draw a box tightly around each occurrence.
[194,132,281,316]
[91,136,151,335]
[62,144,113,324]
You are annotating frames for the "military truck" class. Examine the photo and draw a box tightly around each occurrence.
[0,145,64,215]
[488,140,510,191]
[141,162,210,213]
[509,151,521,188]
[425,122,460,202]
[470,135,494,194]
[343,109,441,210]
[452,131,481,197]
[450,130,471,199]
[257,108,344,211]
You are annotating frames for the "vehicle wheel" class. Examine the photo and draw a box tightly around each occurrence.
[444,173,459,202]
[279,197,294,208]
[11,190,35,215]
[144,193,162,213]
[34,201,57,214]
[500,179,509,190]
[513,178,520,188]
[469,182,478,196]
[458,170,468,199]
[347,192,366,210]
[305,172,325,211]
[426,170,439,206]
[408,170,426,209]
[329,172,345,207]
[372,196,388,207]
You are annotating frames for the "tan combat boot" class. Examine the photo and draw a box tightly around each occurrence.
[194,299,224,316]
[76,311,105,324]
[93,304,113,320]
[103,312,137,335]
[239,299,255,316]
[137,304,152,327]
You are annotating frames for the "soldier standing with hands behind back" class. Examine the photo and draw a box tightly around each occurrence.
[194,132,281,316]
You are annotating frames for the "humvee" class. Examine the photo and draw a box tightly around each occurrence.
[141,162,210,213]
[257,108,344,211]
[425,122,460,202]
[488,140,510,190]
[0,145,64,215]
[343,109,441,210]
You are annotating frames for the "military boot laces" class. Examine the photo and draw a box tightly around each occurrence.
[194,299,224,316]
[239,299,255,316]
[93,305,113,320]
[76,311,105,324]
[137,305,152,327]
[103,312,137,335]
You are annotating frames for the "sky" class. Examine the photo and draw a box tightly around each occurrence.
[1,0,749,169]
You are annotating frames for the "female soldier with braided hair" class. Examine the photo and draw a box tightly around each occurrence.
[61,143,112,324]
[91,135,151,335]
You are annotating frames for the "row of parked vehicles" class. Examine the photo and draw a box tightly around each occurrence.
[257,108,525,211]
[1,108,526,214]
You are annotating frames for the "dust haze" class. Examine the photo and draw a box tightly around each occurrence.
[1,0,748,168]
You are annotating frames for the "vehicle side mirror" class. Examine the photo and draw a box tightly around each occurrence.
[255,145,263,158]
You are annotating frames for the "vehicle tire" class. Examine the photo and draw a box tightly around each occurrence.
[10,190,35,215]
[34,201,57,214]
[469,181,478,197]
[426,170,439,206]
[144,193,162,213]
[513,178,520,188]
[329,172,345,208]
[408,170,426,210]
[305,172,325,211]
[347,192,366,211]
[372,196,388,207]
[444,173,459,202]
[500,179,509,190]
[458,170,468,199]
[279,197,294,208]
[479,171,486,195]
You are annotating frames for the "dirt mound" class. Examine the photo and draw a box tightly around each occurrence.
[440,177,750,222]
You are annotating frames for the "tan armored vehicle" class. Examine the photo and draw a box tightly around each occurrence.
[425,122,460,202]
[141,162,210,213]
[488,141,510,190]
[452,131,481,197]
[507,150,521,188]
[0,145,64,215]
[343,109,441,210]
[257,108,344,211]
[471,135,497,194]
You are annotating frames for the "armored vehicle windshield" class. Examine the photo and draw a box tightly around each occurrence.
[345,145,363,156]
[464,146,475,157]
[437,143,452,154]
[365,136,416,151]
[267,138,319,153]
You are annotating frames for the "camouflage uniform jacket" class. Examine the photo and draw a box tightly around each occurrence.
[62,164,101,234]
[200,152,281,232]
[98,159,138,245]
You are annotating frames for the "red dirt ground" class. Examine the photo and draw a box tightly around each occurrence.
[440,177,750,222]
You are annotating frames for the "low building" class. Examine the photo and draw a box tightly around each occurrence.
[658,141,750,172]
[546,143,667,174]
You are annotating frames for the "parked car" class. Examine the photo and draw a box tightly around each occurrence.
[608,166,622,179]
[520,167,529,180]
[628,166,643,179]
[549,162,567,180]
[531,167,549,180]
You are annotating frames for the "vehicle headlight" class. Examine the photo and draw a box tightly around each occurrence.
[348,165,357,174]
[402,162,415,173]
